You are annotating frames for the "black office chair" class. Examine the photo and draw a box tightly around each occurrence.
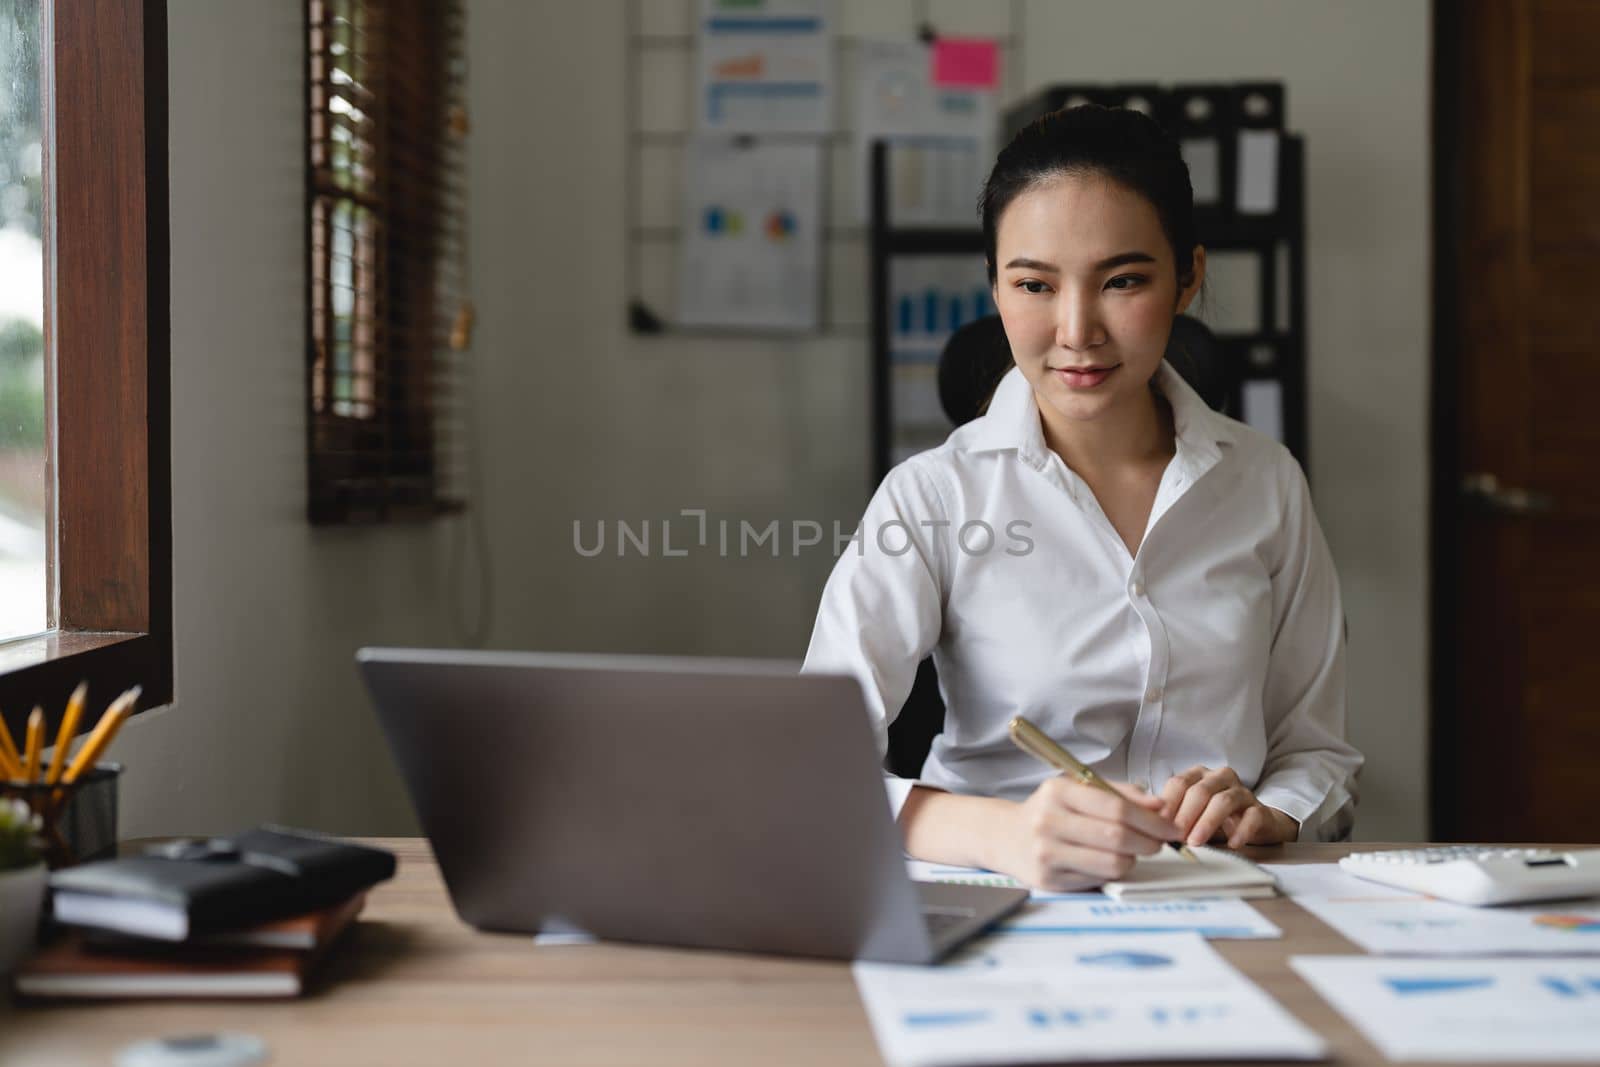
[884,314,1232,778]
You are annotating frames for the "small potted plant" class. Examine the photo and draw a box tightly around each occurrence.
[0,797,46,974]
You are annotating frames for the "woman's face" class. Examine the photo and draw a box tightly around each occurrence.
[993,173,1205,430]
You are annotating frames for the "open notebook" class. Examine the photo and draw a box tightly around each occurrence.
[1103,845,1278,901]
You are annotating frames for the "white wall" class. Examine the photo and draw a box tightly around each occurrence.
[466,0,1432,840]
[113,0,460,838]
[115,0,1428,841]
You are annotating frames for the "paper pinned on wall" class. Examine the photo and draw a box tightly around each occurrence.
[931,38,1000,90]
[1293,956,1600,1061]
[696,0,834,134]
[1236,128,1280,215]
[677,137,823,331]
[854,38,997,224]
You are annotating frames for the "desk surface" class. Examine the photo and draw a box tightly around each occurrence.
[2,840,1593,1066]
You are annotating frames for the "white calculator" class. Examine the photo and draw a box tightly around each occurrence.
[1339,846,1600,906]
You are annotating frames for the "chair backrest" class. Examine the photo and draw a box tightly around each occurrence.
[885,313,1231,778]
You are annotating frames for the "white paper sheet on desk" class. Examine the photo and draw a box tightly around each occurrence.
[854,932,1326,1067]
[1292,955,1600,1061]
[908,861,1282,940]
[1263,862,1417,900]
[1265,863,1600,955]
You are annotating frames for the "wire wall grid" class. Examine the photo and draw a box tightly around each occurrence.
[623,0,1027,337]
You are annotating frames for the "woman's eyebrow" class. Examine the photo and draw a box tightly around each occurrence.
[1092,251,1158,270]
[1003,256,1059,272]
[1002,251,1158,273]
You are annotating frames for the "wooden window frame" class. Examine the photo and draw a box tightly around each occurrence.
[0,0,172,741]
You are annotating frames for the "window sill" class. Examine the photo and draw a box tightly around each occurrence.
[0,631,138,673]
[0,630,170,739]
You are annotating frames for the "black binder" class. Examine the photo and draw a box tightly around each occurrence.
[48,826,397,941]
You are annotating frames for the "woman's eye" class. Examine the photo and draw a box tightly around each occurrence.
[1107,274,1147,291]
[1017,279,1051,294]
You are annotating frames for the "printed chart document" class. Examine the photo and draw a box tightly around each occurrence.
[908,861,1281,940]
[855,932,1325,1067]
[853,38,997,224]
[676,137,822,330]
[1292,955,1600,1062]
[1265,863,1600,956]
[696,0,833,134]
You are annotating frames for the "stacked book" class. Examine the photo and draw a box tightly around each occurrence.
[14,826,395,999]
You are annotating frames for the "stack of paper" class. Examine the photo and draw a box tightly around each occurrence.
[1272,861,1600,1060]
[1265,862,1600,956]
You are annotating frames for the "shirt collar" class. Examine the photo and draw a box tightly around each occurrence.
[966,362,1236,474]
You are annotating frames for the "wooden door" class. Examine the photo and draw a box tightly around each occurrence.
[1434,0,1600,842]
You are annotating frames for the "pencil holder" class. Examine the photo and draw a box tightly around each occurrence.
[0,762,122,869]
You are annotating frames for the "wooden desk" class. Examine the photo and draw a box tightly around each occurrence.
[1,840,1592,1066]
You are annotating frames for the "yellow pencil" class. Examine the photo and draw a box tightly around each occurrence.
[60,687,140,785]
[22,706,44,783]
[0,710,22,780]
[45,681,89,786]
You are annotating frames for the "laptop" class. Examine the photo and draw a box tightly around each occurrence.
[357,647,1028,963]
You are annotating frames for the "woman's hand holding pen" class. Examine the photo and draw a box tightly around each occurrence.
[1159,765,1300,849]
[996,776,1184,892]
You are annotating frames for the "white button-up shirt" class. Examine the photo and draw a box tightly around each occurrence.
[803,363,1362,842]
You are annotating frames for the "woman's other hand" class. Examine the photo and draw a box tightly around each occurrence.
[1159,765,1300,849]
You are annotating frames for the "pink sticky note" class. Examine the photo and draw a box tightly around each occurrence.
[932,38,1000,90]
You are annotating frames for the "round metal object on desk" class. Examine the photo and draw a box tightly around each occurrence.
[115,1032,269,1067]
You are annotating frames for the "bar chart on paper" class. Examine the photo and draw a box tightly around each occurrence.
[885,257,993,465]
[906,860,1282,940]
[1292,956,1600,1061]
[855,933,1325,1067]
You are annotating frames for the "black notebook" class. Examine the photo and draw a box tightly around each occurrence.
[48,826,396,942]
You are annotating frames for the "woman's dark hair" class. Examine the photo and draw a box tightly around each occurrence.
[980,104,1198,291]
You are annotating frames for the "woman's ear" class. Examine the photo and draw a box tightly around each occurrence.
[1175,245,1207,314]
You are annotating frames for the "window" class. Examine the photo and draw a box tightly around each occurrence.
[0,0,46,643]
[0,0,172,740]
[306,0,470,524]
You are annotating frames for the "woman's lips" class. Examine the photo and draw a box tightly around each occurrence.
[1052,364,1120,389]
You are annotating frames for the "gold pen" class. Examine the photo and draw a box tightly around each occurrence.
[1008,715,1198,861]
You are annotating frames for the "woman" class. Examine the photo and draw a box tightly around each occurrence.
[803,105,1361,892]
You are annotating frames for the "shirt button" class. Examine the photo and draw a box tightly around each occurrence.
[1130,579,1145,598]
[1145,687,1163,703]
[1133,779,1149,792]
